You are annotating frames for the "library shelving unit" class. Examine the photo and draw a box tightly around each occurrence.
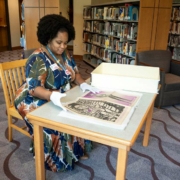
[168,3,180,61]
[82,0,172,68]
[18,0,26,49]
[83,0,139,67]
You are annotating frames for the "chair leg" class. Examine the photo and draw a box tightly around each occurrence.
[7,114,13,142]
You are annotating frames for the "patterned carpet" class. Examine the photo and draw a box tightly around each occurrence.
[0,50,180,180]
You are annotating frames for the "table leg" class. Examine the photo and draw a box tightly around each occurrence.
[34,124,45,180]
[116,148,128,180]
[143,102,154,146]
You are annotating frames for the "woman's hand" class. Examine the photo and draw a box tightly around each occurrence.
[50,92,67,111]
[80,82,100,94]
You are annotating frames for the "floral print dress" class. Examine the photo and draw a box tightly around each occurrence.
[14,48,92,172]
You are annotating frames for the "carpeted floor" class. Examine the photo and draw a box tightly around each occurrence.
[0,50,180,180]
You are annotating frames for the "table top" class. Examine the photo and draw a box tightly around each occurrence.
[27,85,156,146]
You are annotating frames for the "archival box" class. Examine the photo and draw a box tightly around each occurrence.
[91,63,160,93]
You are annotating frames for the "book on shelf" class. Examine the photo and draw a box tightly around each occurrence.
[111,7,120,20]
[83,43,91,53]
[83,7,92,19]
[116,41,136,57]
[97,59,102,65]
[91,57,97,64]
[168,34,180,47]
[83,54,91,61]
[111,52,134,64]
[129,23,138,39]
[92,7,104,19]
[171,7,180,21]
[119,6,125,20]
[172,47,180,60]
[97,8,104,19]
[127,4,139,21]
[129,43,136,56]
[60,90,142,130]
[103,7,108,20]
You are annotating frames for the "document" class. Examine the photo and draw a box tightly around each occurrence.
[59,90,142,130]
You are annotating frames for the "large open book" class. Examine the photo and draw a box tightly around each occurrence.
[59,90,142,130]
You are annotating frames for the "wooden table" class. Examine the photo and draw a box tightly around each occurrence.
[27,86,157,180]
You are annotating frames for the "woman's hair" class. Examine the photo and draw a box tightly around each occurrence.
[37,14,75,45]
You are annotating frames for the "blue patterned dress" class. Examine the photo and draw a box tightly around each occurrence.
[14,48,92,172]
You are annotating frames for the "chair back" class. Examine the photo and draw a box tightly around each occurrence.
[136,50,171,73]
[0,59,27,109]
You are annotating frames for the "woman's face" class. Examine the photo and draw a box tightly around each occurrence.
[48,31,68,55]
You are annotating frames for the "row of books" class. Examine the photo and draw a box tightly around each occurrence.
[171,7,180,21]
[83,54,102,66]
[83,4,139,21]
[111,53,135,64]
[83,32,136,46]
[83,53,135,66]
[84,21,138,40]
[83,39,136,57]
[83,42,136,61]
[168,34,180,47]
[170,21,180,34]
[83,43,113,62]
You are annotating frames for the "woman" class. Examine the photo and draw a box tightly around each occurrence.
[14,14,99,172]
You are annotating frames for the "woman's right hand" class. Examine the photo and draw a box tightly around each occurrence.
[50,91,67,111]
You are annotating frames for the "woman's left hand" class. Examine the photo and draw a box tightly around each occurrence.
[80,82,100,94]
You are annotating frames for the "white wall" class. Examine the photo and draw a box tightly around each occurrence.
[8,0,21,48]
[73,0,91,55]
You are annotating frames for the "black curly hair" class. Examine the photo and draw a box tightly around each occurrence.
[37,14,75,45]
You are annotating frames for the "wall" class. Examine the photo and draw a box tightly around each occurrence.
[73,0,91,55]
[8,0,21,48]
[59,0,69,19]
[8,0,61,49]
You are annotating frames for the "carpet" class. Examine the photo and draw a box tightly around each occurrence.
[0,52,180,180]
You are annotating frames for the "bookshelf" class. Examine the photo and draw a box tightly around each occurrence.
[168,3,180,61]
[18,0,25,49]
[83,1,139,67]
[82,0,172,68]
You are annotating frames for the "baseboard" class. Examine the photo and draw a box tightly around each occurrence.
[12,46,23,50]
[73,55,83,60]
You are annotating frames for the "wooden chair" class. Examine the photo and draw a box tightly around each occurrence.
[0,59,31,141]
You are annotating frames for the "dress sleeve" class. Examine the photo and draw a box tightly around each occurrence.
[25,54,47,91]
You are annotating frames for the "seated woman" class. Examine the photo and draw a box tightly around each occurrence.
[14,14,99,172]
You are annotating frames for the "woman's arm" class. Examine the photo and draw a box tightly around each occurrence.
[29,87,52,100]
[30,87,66,110]
[74,73,85,85]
